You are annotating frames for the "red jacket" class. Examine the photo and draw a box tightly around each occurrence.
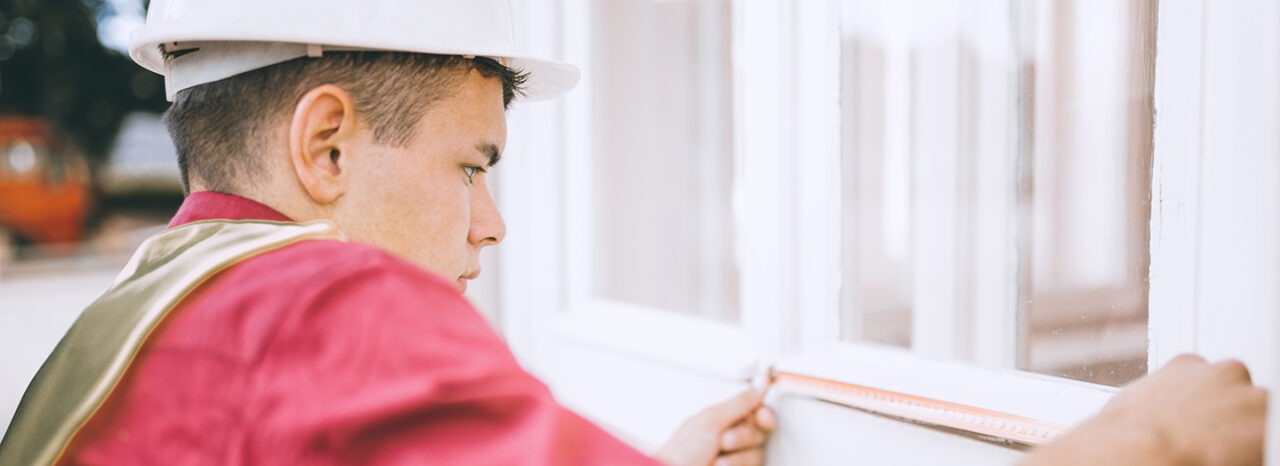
[60,192,658,466]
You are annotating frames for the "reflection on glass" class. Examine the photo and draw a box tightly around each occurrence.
[1018,0,1155,386]
[837,0,1154,386]
[590,0,739,319]
[840,6,912,347]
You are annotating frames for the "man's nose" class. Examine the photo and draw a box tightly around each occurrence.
[468,187,506,247]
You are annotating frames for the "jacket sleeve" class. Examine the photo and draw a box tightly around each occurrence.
[242,258,661,466]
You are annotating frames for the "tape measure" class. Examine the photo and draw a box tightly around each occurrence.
[769,369,1066,446]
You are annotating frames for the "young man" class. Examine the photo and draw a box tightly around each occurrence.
[0,1,1266,465]
[0,2,773,465]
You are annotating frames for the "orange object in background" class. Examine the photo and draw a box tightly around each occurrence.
[0,117,92,244]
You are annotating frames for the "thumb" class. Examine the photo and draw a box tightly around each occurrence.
[701,387,765,429]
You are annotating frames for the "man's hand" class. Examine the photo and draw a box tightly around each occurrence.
[1022,354,1268,466]
[655,387,777,466]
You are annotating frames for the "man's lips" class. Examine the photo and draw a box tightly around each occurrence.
[457,270,481,293]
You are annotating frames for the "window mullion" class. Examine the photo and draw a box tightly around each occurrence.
[964,0,1019,368]
[560,0,593,313]
[908,0,963,360]
[734,0,792,363]
[792,0,844,354]
[1147,0,1203,371]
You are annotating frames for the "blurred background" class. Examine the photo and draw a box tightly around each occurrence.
[0,0,177,257]
[0,0,179,434]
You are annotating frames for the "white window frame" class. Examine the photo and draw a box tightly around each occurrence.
[550,0,761,381]
[498,0,1275,455]
[499,0,776,450]
[779,0,1121,431]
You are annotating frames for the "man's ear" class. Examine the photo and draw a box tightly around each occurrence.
[288,84,360,205]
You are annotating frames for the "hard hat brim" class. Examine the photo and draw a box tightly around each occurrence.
[130,20,580,102]
[500,56,581,103]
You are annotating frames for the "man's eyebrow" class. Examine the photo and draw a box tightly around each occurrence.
[477,143,502,168]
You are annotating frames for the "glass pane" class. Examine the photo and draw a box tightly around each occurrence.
[589,0,739,320]
[1018,0,1155,386]
[839,2,912,347]
[838,0,1155,387]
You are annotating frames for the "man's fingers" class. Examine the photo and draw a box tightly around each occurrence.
[1252,387,1270,409]
[1170,353,1208,367]
[713,448,765,466]
[753,406,776,432]
[701,388,764,429]
[720,421,768,452]
[1211,359,1253,385]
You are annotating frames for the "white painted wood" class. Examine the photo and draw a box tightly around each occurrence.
[964,0,1019,368]
[1194,0,1280,386]
[764,394,1024,465]
[559,0,593,312]
[775,0,1110,458]
[792,0,842,353]
[552,300,757,380]
[537,0,763,384]
[732,0,792,367]
[503,1,764,456]
[1151,0,1280,463]
[502,0,569,364]
[908,0,962,360]
[1147,0,1203,372]
[529,337,748,455]
[505,0,1280,463]
[777,343,1114,429]
[475,0,549,343]
[1191,1,1280,463]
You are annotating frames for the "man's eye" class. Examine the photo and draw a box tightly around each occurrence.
[463,166,485,184]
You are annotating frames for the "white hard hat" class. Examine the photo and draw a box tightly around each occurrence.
[128,0,579,102]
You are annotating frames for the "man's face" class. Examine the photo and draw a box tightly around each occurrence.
[335,71,507,293]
